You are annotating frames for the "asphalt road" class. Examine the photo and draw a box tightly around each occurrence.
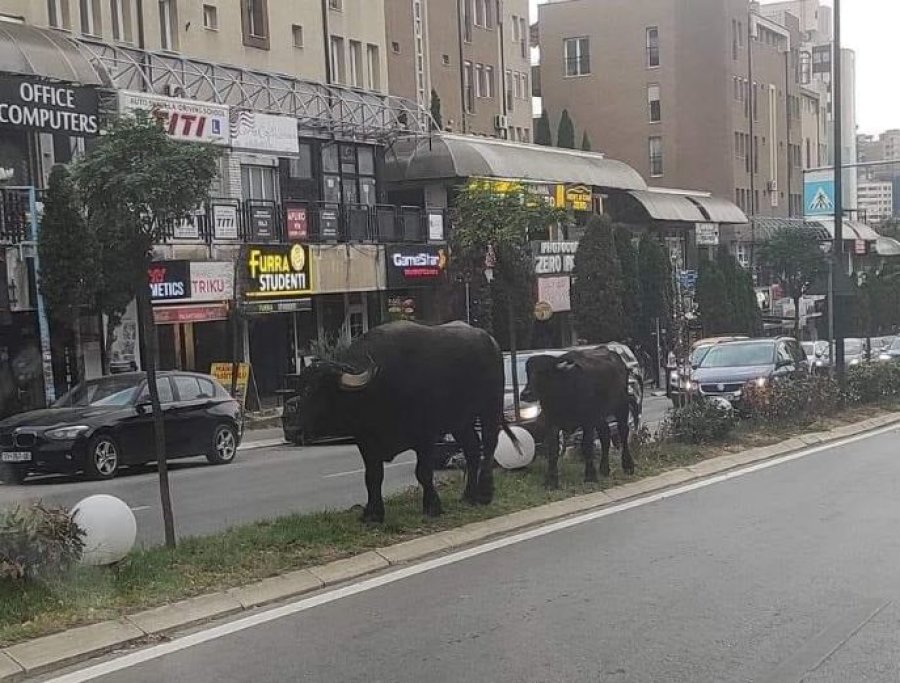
[0,397,671,546]
[50,424,900,683]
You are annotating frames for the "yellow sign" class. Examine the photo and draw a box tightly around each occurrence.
[210,362,251,406]
[244,244,314,299]
[566,184,593,212]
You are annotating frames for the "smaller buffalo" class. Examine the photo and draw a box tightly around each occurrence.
[521,347,634,488]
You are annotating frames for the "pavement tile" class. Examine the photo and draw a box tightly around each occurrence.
[309,551,389,583]
[688,455,740,477]
[125,593,242,635]
[226,572,322,609]
[376,535,454,565]
[5,620,143,675]
[279,569,326,594]
[0,653,23,683]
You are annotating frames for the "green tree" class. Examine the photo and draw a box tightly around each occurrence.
[38,166,98,386]
[717,247,762,335]
[637,234,673,356]
[581,131,592,152]
[557,109,575,149]
[758,228,827,339]
[429,89,442,131]
[535,108,553,146]
[73,112,222,548]
[614,226,641,342]
[572,215,625,342]
[696,258,733,335]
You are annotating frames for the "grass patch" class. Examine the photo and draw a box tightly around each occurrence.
[0,405,895,647]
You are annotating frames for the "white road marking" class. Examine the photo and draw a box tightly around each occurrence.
[323,456,417,479]
[41,423,899,683]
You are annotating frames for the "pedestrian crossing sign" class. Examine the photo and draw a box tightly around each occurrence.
[804,179,835,216]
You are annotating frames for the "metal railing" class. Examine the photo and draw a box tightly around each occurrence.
[0,188,37,244]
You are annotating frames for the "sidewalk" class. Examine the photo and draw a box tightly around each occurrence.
[239,426,286,451]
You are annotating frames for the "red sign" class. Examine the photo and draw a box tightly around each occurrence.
[153,303,229,325]
[855,239,867,255]
[285,205,308,241]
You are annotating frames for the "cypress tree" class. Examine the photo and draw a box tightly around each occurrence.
[572,215,625,342]
[557,109,575,149]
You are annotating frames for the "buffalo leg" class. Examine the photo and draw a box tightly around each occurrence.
[545,424,560,489]
[597,422,612,478]
[582,424,598,483]
[362,459,386,523]
[455,427,482,504]
[618,403,635,475]
[475,417,498,505]
[415,446,443,517]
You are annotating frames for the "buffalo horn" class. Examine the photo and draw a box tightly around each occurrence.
[556,360,577,372]
[339,367,375,390]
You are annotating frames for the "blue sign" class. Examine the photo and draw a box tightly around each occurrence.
[804,179,835,216]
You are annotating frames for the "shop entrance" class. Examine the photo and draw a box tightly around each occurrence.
[156,321,231,374]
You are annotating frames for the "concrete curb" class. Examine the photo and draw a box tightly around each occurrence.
[3,412,898,682]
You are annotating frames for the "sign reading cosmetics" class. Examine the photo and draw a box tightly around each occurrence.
[118,90,229,145]
[243,244,314,301]
[386,245,449,288]
[148,260,191,302]
[149,261,234,304]
[0,75,99,135]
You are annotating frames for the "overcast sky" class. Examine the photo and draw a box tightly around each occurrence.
[528,0,895,135]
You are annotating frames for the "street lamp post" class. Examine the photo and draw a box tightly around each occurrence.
[832,0,845,379]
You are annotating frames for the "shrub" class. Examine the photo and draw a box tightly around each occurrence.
[0,503,84,582]
[744,374,844,425]
[664,398,737,444]
[847,362,900,404]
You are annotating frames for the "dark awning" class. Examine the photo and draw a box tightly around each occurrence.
[687,195,748,224]
[0,22,106,85]
[385,134,647,191]
[626,190,706,222]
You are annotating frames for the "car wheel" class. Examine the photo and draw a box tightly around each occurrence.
[84,434,121,480]
[207,423,238,465]
[0,464,26,484]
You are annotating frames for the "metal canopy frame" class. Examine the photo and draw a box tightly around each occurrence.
[69,37,433,143]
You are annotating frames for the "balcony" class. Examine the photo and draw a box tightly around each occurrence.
[0,188,36,244]
[158,199,444,244]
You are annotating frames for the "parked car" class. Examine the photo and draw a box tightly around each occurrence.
[687,337,809,405]
[802,340,831,372]
[878,336,900,362]
[0,372,242,484]
[668,336,749,406]
[843,338,867,366]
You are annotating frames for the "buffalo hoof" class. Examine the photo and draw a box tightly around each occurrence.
[474,478,494,505]
[423,496,444,518]
[584,471,598,484]
[461,490,478,505]
[360,506,385,525]
[623,463,636,476]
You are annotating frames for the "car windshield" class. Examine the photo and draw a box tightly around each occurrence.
[690,345,713,366]
[54,376,142,407]
[801,342,814,355]
[699,342,775,368]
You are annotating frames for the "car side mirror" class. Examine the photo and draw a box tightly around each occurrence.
[135,400,152,414]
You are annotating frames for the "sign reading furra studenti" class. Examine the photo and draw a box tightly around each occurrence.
[243,244,314,299]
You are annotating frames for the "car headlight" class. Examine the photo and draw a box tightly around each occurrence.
[519,404,541,421]
[879,353,892,362]
[750,377,767,389]
[45,425,90,440]
[683,380,694,392]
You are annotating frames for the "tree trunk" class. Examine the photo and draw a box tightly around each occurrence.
[136,283,177,548]
[793,295,801,340]
[72,314,85,385]
[98,310,109,376]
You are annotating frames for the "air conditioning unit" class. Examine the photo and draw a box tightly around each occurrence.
[767,179,778,193]
[494,114,509,130]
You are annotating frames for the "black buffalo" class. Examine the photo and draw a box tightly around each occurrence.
[295,321,511,523]
[521,347,634,488]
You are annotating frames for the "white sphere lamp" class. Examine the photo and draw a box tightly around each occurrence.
[495,426,536,470]
[72,495,137,566]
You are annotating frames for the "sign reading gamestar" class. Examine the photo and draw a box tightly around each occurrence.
[386,245,448,288]
[244,244,313,299]
[0,76,99,135]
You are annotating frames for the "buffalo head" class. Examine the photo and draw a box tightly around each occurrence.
[521,355,576,403]
[294,360,378,439]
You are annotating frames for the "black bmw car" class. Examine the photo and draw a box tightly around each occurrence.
[0,372,242,484]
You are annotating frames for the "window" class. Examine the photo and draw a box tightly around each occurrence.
[79,0,100,36]
[173,376,205,401]
[328,0,342,9]
[330,36,346,84]
[349,40,363,88]
[646,26,659,67]
[292,24,303,47]
[158,0,175,50]
[649,136,663,177]
[512,71,520,99]
[521,72,529,98]
[752,82,758,120]
[391,41,400,53]
[475,64,485,97]
[463,61,474,112]
[202,4,217,30]
[48,0,69,29]
[564,37,590,77]
[463,0,473,42]
[485,66,495,98]
[367,44,381,91]
[648,84,661,122]
[520,17,528,58]
[241,0,269,49]
[732,19,738,60]
[240,165,278,201]
[474,0,491,28]
[523,128,530,143]
[138,379,174,404]
[512,14,520,42]
[111,0,132,41]
[442,53,451,66]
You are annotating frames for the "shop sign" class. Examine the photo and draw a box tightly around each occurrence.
[173,212,202,240]
[229,110,299,154]
[250,205,276,240]
[190,261,234,302]
[554,184,592,211]
[118,90,229,145]
[210,362,251,406]
[212,204,239,240]
[241,299,313,316]
[534,301,553,322]
[0,76,99,136]
[855,239,867,255]
[538,276,571,312]
[320,206,340,240]
[148,260,191,302]
[533,241,578,276]
[243,244,314,299]
[285,204,308,241]
[153,303,229,324]
[696,223,720,246]
[428,212,445,241]
[386,245,449,288]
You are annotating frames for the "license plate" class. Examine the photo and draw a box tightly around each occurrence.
[1,451,31,463]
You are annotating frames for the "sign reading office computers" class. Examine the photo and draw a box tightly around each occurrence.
[0,75,99,136]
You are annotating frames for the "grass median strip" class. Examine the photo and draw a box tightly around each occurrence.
[0,404,896,649]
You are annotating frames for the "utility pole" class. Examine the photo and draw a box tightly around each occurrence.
[832,0,845,378]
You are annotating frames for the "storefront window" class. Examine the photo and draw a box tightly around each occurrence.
[241,164,278,201]
[358,146,375,175]
[288,143,313,179]
[322,143,339,173]
[360,177,377,206]
[323,175,341,203]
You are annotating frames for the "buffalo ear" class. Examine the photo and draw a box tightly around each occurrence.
[555,360,577,372]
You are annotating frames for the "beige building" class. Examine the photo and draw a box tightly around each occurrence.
[384,0,532,141]
[857,181,894,224]
[0,1,388,90]
[536,0,804,218]
[800,87,825,171]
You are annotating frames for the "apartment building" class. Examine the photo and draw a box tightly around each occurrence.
[800,87,826,171]
[857,130,900,219]
[384,0,532,141]
[536,0,803,218]
[857,181,893,224]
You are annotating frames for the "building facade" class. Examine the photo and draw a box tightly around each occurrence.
[535,0,803,219]
[384,0,532,141]
[856,181,893,224]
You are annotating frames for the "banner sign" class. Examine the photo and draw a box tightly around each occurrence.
[243,244,314,299]
[537,276,571,312]
[119,90,229,145]
[285,204,309,241]
[212,204,239,240]
[154,303,228,324]
[210,362,251,407]
[189,261,234,302]
[249,205,276,241]
[386,244,449,288]
[695,223,720,246]
[533,241,578,276]
[0,75,99,135]
[148,260,191,302]
[229,110,299,154]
